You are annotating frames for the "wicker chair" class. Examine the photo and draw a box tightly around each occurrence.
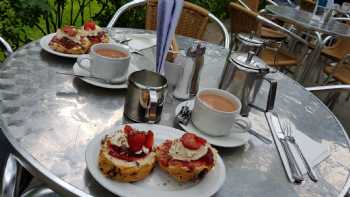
[323,43,350,85]
[238,0,286,40]
[107,0,230,48]
[229,2,298,70]
[300,0,316,12]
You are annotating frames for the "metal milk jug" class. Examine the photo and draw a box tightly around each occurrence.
[219,51,277,116]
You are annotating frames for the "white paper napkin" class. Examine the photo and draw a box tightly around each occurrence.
[288,125,330,174]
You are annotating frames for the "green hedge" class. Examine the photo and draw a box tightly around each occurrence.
[0,0,232,61]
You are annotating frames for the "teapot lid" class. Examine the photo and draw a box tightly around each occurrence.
[230,51,269,73]
[237,32,264,46]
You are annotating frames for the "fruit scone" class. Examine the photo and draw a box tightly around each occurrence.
[156,133,216,182]
[49,26,90,54]
[82,21,109,46]
[99,125,156,182]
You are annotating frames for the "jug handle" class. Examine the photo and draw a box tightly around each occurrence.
[264,78,277,112]
[147,90,158,122]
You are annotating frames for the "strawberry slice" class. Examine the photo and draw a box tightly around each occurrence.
[128,132,146,152]
[84,21,96,31]
[180,133,207,150]
[144,130,154,150]
[62,26,77,37]
[124,125,134,135]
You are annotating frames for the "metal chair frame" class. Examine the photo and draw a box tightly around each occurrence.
[0,36,13,57]
[106,0,230,49]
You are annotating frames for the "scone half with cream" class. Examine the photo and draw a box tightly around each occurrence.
[81,21,109,46]
[99,125,156,182]
[49,26,90,54]
[156,133,216,182]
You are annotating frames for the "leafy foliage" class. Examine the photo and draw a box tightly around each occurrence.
[0,0,230,61]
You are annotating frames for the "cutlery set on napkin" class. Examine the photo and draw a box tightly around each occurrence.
[265,112,330,183]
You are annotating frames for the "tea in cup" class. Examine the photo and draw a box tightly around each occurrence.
[77,43,130,82]
[191,88,251,136]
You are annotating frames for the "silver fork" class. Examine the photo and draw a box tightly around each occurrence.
[285,121,318,182]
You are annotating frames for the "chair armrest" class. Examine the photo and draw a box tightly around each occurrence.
[305,85,350,92]
[266,0,279,6]
[2,154,21,197]
[107,0,147,30]
[208,13,230,49]
[0,36,13,57]
[256,15,308,46]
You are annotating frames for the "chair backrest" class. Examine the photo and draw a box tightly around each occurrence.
[229,2,260,35]
[241,0,260,11]
[145,0,209,40]
[107,0,230,48]
[327,37,350,59]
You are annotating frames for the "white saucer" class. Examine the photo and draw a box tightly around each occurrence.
[73,61,140,89]
[175,100,250,148]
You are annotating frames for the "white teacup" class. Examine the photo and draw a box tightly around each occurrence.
[191,88,251,136]
[77,43,130,82]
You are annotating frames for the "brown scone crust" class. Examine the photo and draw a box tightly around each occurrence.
[156,140,216,183]
[49,36,90,54]
[98,136,156,182]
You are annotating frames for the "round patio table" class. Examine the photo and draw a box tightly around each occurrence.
[265,5,350,84]
[1,28,350,197]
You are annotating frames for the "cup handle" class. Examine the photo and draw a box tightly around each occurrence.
[233,116,252,133]
[146,90,158,123]
[77,54,92,71]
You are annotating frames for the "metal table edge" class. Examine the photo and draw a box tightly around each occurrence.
[0,29,349,196]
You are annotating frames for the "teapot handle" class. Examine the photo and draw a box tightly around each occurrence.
[264,78,277,112]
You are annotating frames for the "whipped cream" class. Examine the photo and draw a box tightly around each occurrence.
[169,139,209,161]
[82,25,103,37]
[110,130,129,148]
[55,28,83,44]
[110,129,150,155]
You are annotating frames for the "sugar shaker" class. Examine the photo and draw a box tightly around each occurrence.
[173,41,206,100]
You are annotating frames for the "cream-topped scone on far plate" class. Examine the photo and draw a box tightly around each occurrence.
[156,133,216,182]
[81,21,109,46]
[49,26,91,54]
[99,125,156,182]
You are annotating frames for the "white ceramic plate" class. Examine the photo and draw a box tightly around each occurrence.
[40,33,83,58]
[85,123,226,197]
[175,100,250,148]
[73,61,140,89]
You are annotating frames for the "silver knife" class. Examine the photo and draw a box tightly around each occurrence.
[271,113,304,183]
[247,129,272,144]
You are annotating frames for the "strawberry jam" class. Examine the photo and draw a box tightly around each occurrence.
[107,142,147,162]
[106,125,154,162]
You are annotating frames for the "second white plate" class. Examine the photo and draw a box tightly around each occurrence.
[85,123,226,197]
[40,33,82,58]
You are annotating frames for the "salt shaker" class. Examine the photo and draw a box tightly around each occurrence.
[173,41,206,100]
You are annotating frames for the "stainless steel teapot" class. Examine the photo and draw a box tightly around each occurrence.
[235,31,264,56]
[219,51,277,116]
